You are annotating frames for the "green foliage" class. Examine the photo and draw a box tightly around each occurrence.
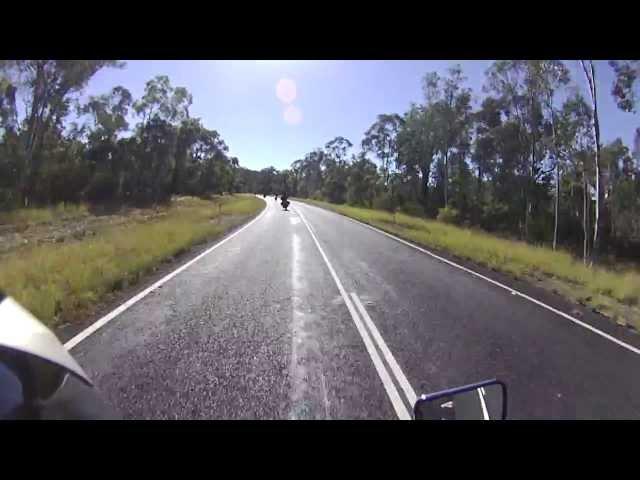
[86,172,118,203]
[2,59,640,313]
[261,60,640,290]
[399,201,424,217]
[480,200,510,232]
[372,191,399,212]
[81,85,133,141]
[609,61,640,113]
[528,211,554,243]
[322,156,349,204]
[436,206,460,224]
[265,61,640,269]
[291,151,324,198]
[0,62,240,209]
[346,154,378,207]
[362,114,403,186]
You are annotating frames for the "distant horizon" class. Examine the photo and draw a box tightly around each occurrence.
[79,60,640,171]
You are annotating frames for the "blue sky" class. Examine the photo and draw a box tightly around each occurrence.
[84,60,639,171]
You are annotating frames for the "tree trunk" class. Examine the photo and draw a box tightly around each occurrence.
[553,164,560,250]
[25,62,45,154]
[420,163,430,213]
[21,62,45,206]
[443,152,448,208]
[383,153,390,188]
[610,182,616,241]
[543,88,560,250]
[525,94,537,243]
[583,172,589,264]
[476,165,483,224]
[524,193,529,240]
[581,60,604,264]
[524,160,532,241]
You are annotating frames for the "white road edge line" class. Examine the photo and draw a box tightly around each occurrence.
[64,200,268,350]
[294,206,411,420]
[295,201,640,357]
[351,292,418,407]
[478,388,489,420]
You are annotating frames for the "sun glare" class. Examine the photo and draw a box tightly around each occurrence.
[283,105,303,125]
[276,78,297,104]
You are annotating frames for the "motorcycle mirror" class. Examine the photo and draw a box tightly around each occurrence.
[0,294,92,404]
[414,379,507,420]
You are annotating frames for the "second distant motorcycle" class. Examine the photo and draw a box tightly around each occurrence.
[280,192,290,211]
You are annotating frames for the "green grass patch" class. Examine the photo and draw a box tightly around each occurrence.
[0,195,264,327]
[301,198,640,329]
[0,202,90,227]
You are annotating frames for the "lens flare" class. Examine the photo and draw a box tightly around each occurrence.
[283,105,303,125]
[276,78,297,104]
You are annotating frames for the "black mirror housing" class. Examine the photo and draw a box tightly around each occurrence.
[414,379,507,420]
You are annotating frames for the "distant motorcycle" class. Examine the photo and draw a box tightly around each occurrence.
[280,193,290,211]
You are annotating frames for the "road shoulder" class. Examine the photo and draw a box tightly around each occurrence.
[56,206,266,344]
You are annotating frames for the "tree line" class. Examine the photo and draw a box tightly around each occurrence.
[242,61,640,263]
[2,60,638,263]
[0,61,239,209]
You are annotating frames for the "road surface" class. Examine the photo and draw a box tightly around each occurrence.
[68,197,640,419]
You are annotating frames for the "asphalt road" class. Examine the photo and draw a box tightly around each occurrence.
[69,197,640,419]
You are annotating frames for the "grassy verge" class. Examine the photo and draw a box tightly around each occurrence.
[0,203,90,229]
[0,195,264,327]
[299,198,640,330]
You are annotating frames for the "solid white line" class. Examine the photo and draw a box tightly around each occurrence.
[294,206,411,420]
[64,200,268,350]
[351,292,418,407]
[478,388,489,420]
[294,201,640,357]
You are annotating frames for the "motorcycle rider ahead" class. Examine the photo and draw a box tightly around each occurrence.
[280,192,290,211]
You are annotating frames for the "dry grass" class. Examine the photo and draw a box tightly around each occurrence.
[301,199,640,330]
[0,202,90,227]
[0,195,264,327]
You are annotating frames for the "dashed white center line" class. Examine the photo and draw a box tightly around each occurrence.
[351,292,417,407]
[478,387,490,420]
[294,205,414,420]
